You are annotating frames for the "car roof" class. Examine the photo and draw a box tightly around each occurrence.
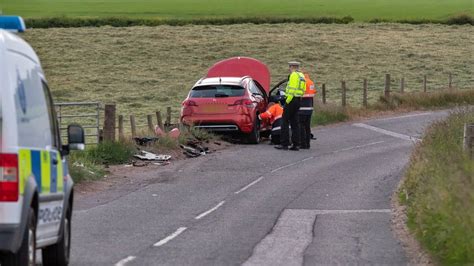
[192,77,250,88]
[0,29,41,65]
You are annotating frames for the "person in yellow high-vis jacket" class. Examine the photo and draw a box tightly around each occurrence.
[275,61,306,151]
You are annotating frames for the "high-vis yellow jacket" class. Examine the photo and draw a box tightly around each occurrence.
[285,71,306,104]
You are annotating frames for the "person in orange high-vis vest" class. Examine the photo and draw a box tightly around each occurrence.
[259,101,284,144]
[298,73,316,149]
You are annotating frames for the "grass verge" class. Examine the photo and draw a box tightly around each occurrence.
[378,89,474,110]
[68,127,215,183]
[311,89,474,126]
[398,109,474,264]
[67,140,136,183]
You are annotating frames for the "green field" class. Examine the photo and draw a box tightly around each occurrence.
[2,0,473,21]
[21,23,473,129]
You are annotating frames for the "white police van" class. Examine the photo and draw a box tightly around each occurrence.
[0,16,85,265]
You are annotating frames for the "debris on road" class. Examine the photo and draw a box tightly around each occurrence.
[134,136,159,146]
[153,161,171,166]
[132,161,148,167]
[180,142,212,158]
[134,150,171,161]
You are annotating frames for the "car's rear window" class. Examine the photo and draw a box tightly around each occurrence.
[190,85,245,98]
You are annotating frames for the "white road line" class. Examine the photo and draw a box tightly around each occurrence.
[271,161,299,173]
[353,123,421,142]
[195,201,225,220]
[115,256,136,266]
[372,112,432,121]
[334,141,385,153]
[153,227,187,247]
[301,156,314,162]
[235,176,265,194]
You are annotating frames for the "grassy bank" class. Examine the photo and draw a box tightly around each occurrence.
[2,0,472,21]
[22,23,474,129]
[399,109,474,264]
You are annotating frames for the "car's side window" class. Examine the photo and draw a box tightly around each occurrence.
[249,81,262,96]
[42,81,61,148]
[253,81,267,98]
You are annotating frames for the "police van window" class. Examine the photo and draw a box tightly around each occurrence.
[42,81,60,148]
[0,95,3,146]
[15,68,53,148]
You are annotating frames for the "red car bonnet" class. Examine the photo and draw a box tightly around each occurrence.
[206,57,271,94]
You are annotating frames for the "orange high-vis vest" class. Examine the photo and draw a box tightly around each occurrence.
[259,103,283,125]
[303,73,316,97]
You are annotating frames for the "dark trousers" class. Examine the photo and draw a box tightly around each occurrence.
[281,98,301,147]
[271,132,281,144]
[299,114,312,148]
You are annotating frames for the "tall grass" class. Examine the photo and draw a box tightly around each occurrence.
[377,89,474,110]
[67,140,136,182]
[399,109,474,264]
[24,16,355,28]
[311,103,349,126]
[23,14,473,29]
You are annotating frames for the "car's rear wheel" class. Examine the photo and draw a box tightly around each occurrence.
[0,207,36,266]
[245,117,260,144]
[42,206,71,266]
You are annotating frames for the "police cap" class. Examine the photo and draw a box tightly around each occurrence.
[288,61,301,67]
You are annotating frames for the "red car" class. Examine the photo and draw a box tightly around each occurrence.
[180,57,273,144]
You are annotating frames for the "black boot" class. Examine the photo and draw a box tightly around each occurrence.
[289,145,299,151]
[274,145,289,150]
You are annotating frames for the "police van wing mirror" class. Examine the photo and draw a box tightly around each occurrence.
[67,124,85,151]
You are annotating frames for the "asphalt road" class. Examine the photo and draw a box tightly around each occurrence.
[70,110,449,266]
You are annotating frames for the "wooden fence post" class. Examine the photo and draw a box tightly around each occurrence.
[423,75,427,92]
[463,123,474,159]
[118,115,124,140]
[147,114,154,132]
[166,107,172,127]
[322,83,326,104]
[384,74,390,98]
[130,115,136,138]
[156,111,163,130]
[449,73,452,89]
[103,104,116,142]
[341,81,346,107]
[363,79,368,108]
[400,77,405,93]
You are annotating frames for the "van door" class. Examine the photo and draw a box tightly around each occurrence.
[9,50,64,246]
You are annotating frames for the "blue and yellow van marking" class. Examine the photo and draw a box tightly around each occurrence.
[18,149,64,195]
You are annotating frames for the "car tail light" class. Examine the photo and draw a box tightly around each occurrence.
[230,99,255,108]
[0,153,19,202]
[182,100,198,107]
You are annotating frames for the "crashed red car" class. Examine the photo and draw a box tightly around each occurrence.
[180,57,272,143]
